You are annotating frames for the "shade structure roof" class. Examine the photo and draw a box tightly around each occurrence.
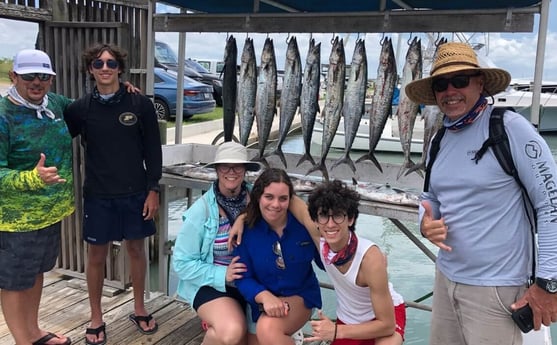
[158,0,541,13]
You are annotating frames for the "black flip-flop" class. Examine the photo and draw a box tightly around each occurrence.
[32,332,71,345]
[128,313,159,335]
[85,323,106,345]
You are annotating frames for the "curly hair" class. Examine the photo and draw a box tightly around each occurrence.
[307,180,360,231]
[82,43,127,80]
[245,168,294,228]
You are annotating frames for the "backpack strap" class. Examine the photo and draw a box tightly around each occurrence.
[423,126,446,192]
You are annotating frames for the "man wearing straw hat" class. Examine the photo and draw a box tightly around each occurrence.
[406,42,557,344]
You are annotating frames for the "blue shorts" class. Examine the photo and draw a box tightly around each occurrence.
[83,192,156,244]
[0,222,61,290]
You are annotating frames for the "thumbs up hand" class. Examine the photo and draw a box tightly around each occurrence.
[36,153,66,185]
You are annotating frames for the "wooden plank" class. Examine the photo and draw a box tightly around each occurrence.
[0,2,51,21]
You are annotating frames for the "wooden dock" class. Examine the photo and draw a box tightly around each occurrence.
[0,272,204,345]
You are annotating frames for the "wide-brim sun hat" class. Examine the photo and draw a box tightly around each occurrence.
[13,49,56,76]
[405,42,510,105]
[204,141,262,172]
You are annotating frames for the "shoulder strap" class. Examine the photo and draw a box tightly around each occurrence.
[423,126,446,192]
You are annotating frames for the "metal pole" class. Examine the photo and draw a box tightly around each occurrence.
[175,30,186,144]
[530,0,550,130]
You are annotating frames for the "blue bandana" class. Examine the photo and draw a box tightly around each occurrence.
[444,96,488,131]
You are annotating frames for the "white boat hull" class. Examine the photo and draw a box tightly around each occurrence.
[493,88,557,132]
[312,116,424,154]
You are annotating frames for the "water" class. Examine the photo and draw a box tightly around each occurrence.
[166,131,557,344]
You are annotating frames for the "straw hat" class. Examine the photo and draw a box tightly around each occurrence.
[405,42,511,105]
[204,141,262,172]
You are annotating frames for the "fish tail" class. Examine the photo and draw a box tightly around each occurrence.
[355,152,383,173]
[404,162,425,178]
[331,152,356,173]
[306,161,329,181]
[296,151,316,167]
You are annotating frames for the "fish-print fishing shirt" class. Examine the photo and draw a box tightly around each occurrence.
[0,93,75,232]
[234,211,322,322]
[419,105,557,283]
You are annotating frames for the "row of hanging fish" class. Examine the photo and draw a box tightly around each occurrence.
[220,34,444,181]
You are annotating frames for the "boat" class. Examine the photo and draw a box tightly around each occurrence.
[492,86,557,132]
[312,109,425,154]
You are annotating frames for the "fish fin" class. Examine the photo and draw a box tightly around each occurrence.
[267,148,288,168]
[296,152,316,167]
[404,162,425,178]
[331,153,356,174]
[355,152,383,173]
[306,161,329,181]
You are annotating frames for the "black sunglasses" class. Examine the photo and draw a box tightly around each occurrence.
[91,59,119,70]
[18,73,52,82]
[431,73,482,93]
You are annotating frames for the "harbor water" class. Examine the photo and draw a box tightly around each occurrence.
[166,130,557,344]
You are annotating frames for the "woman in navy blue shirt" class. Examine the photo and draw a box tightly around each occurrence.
[234,168,322,345]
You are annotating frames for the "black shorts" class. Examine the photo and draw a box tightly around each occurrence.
[0,222,61,290]
[193,285,247,312]
[83,192,156,244]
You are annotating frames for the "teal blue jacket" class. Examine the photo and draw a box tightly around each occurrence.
[172,184,251,304]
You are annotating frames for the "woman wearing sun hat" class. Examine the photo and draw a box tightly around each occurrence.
[172,141,262,345]
[406,42,557,344]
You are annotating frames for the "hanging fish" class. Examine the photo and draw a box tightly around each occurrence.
[307,36,345,181]
[356,37,397,173]
[267,36,302,168]
[222,35,237,142]
[237,37,257,146]
[297,38,321,168]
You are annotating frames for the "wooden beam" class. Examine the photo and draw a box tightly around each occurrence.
[0,2,51,22]
[154,10,535,33]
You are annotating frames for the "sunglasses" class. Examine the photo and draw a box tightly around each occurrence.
[18,73,52,82]
[273,241,286,270]
[431,73,482,92]
[91,59,119,70]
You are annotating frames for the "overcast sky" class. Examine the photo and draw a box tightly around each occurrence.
[1,1,556,81]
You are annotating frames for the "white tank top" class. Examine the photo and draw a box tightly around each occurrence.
[320,237,404,324]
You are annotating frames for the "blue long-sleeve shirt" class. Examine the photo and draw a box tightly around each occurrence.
[234,211,322,322]
[419,106,557,284]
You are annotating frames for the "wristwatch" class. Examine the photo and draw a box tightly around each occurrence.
[149,185,161,194]
[535,277,557,293]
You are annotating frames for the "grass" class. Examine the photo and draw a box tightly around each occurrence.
[0,59,12,83]
[166,106,223,127]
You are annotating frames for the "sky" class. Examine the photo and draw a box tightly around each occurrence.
[1,1,556,81]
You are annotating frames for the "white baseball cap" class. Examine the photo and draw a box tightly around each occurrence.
[13,49,56,75]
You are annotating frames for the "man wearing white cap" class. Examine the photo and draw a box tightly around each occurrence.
[0,49,73,345]
[406,42,557,344]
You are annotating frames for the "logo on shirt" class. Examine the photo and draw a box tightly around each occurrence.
[525,140,542,159]
[119,112,138,126]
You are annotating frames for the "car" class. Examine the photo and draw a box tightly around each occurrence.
[185,58,224,106]
[153,67,216,121]
[154,41,224,106]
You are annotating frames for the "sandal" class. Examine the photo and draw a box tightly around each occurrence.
[85,323,106,345]
[128,313,159,335]
[32,332,71,345]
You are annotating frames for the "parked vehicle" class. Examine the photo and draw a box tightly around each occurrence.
[153,67,216,121]
[192,58,225,74]
[154,41,224,106]
[185,58,224,106]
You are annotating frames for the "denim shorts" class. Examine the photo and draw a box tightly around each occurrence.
[0,222,61,290]
[83,192,156,244]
